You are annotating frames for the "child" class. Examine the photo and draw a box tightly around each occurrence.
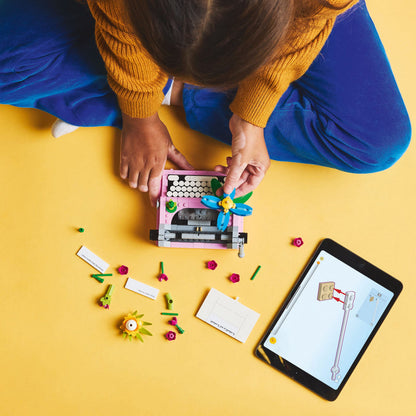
[0,0,411,206]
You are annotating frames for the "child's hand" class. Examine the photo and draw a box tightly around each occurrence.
[120,112,193,206]
[215,113,270,196]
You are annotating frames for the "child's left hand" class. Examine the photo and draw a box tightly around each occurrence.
[215,113,270,196]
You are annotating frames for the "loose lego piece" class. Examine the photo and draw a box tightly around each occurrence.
[175,324,185,334]
[207,260,218,270]
[91,275,104,283]
[158,261,168,281]
[120,311,152,342]
[117,265,129,275]
[169,317,178,325]
[78,227,85,233]
[166,199,177,213]
[77,245,109,273]
[196,288,260,343]
[250,265,261,281]
[99,284,114,309]
[165,293,174,310]
[292,237,304,247]
[229,273,240,283]
[125,277,159,300]
[92,273,113,277]
[161,312,178,316]
[165,331,176,341]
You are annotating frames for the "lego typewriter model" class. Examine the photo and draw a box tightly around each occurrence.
[149,170,253,257]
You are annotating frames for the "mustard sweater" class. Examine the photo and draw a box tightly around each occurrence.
[87,0,356,128]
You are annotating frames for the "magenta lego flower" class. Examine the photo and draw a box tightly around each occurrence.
[207,260,218,270]
[165,331,176,341]
[229,273,240,283]
[169,317,178,326]
[158,273,168,282]
[292,238,304,247]
[117,265,129,275]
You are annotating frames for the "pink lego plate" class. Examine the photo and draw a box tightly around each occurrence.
[149,170,248,257]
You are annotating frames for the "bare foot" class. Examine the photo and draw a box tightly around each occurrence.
[170,80,184,106]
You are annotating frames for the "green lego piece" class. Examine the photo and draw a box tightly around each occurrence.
[250,265,261,281]
[211,178,222,195]
[165,293,174,310]
[175,324,185,334]
[166,199,177,213]
[99,284,114,308]
[233,191,253,204]
[91,275,104,283]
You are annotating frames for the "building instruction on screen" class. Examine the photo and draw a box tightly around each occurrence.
[265,251,393,389]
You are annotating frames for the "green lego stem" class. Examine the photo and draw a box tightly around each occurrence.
[92,273,113,277]
[161,262,164,274]
[165,293,173,310]
[175,324,185,334]
[91,275,104,283]
[160,312,178,316]
[250,265,262,281]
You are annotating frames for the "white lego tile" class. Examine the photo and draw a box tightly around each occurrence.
[196,288,260,343]
[76,245,109,273]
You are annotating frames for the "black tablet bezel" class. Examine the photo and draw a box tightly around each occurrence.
[255,238,403,401]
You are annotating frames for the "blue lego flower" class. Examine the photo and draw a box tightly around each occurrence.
[201,188,253,232]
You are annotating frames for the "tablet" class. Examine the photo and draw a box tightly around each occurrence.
[255,239,402,401]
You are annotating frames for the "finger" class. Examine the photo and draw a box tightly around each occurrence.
[234,170,250,195]
[137,166,151,192]
[223,162,246,195]
[168,147,193,170]
[235,170,265,196]
[120,150,129,179]
[120,154,129,180]
[214,165,228,174]
[128,165,140,189]
[224,170,249,196]
[148,169,163,207]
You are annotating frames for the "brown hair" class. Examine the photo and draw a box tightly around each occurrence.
[123,0,352,88]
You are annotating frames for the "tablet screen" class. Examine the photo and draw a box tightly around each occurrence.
[263,249,394,390]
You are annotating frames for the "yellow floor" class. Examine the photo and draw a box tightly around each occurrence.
[0,1,415,415]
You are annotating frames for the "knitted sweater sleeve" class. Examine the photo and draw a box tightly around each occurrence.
[87,0,168,118]
[229,16,336,128]
[230,0,357,128]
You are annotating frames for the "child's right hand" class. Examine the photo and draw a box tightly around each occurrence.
[120,112,193,206]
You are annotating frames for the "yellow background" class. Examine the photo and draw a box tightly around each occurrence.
[0,1,415,414]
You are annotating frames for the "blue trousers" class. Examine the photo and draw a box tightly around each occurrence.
[0,0,411,173]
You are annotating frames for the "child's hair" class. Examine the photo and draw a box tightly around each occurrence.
[123,0,352,88]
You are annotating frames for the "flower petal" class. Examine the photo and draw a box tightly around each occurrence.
[201,195,220,210]
[217,210,231,232]
[230,203,253,216]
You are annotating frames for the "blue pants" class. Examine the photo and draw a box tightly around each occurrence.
[0,0,411,173]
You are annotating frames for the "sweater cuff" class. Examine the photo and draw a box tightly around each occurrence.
[116,91,165,119]
[229,79,283,128]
